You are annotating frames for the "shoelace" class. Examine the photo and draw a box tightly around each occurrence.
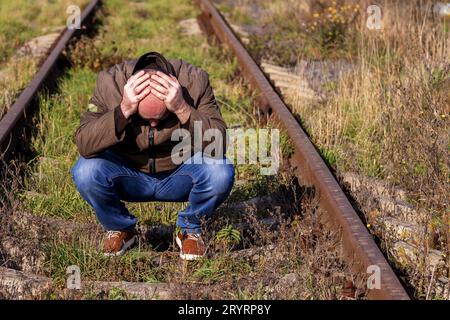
[186,233,202,242]
[106,230,122,240]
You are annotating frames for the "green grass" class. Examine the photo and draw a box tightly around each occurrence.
[222,0,360,66]
[216,0,450,300]
[215,2,257,26]
[0,57,38,118]
[22,68,96,219]
[20,0,263,285]
[44,238,164,286]
[0,0,90,62]
[11,0,363,300]
[21,0,257,220]
[0,0,91,119]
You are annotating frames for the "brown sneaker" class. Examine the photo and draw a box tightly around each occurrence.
[103,230,136,256]
[176,233,206,261]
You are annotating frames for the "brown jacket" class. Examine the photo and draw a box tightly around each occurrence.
[75,55,226,173]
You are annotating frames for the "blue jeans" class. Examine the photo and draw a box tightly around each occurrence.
[71,150,235,234]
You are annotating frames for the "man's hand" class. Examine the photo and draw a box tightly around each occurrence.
[120,70,151,119]
[149,71,192,124]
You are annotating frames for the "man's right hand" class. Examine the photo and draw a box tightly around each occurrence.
[120,70,151,119]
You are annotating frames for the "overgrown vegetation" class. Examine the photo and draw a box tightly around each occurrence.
[0,0,364,299]
[216,0,449,299]
[216,0,360,65]
[0,0,88,62]
[0,0,90,118]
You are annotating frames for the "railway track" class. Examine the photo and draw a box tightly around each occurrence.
[0,0,410,300]
[0,0,100,157]
[195,0,409,300]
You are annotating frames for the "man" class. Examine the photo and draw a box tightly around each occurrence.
[71,51,235,260]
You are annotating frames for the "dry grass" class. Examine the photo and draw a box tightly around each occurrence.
[290,0,449,271]
[171,193,366,300]
[215,0,449,299]
[0,0,365,300]
[0,0,90,62]
[0,0,90,119]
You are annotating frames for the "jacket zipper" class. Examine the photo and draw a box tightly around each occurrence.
[148,127,155,174]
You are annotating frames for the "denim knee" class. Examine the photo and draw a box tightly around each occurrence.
[203,161,235,196]
[71,157,109,191]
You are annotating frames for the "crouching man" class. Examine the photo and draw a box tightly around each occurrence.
[71,51,234,260]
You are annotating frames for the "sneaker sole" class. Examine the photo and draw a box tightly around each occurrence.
[104,235,136,257]
[180,252,203,261]
[175,235,182,250]
[176,235,205,261]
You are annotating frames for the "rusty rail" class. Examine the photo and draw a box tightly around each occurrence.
[0,0,100,151]
[196,0,409,300]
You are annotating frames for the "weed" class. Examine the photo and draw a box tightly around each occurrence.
[1,0,365,300]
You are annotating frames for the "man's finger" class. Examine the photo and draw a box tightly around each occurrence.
[136,88,150,100]
[156,71,178,86]
[134,80,151,95]
[151,74,171,88]
[128,70,145,84]
[149,80,169,95]
[131,73,150,88]
[150,89,166,101]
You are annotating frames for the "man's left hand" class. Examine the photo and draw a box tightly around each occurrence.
[149,71,191,124]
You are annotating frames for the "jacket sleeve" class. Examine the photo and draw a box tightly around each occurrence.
[181,72,227,154]
[74,71,130,158]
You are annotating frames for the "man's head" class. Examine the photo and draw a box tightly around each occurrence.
[137,68,169,127]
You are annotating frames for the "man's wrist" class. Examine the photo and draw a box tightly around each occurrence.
[120,103,133,119]
[115,105,131,136]
[175,100,192,124]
